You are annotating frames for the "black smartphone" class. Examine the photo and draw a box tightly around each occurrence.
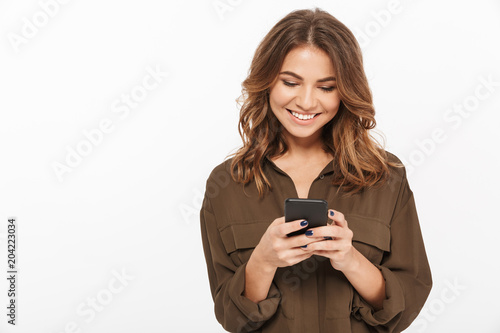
[284,198,328,237]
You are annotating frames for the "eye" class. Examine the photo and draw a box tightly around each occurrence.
[320,86,335,92]
[282,79,336,92]
[282,80,298,87]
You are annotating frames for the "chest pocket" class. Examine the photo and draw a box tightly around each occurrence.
[220,221,296,320]
[219,221,269,266]
[347,214,391,264]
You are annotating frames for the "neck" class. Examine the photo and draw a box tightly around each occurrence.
[281,129,330,161]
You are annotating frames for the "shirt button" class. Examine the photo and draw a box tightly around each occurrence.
[319,174,324,180]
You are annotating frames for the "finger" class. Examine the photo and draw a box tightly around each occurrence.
[281,248,314,261]
[311,249,338,258]
[293,232,336,249]
[271,216,286,226]
[298,237,330,250]
[306,239,341,252]
[303,225,343,239]
[289,233,324,248]
[291,250,315,263]
[277,218,309,237]
[328,209,347,228]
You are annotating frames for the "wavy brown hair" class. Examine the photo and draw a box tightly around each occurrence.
[227,7,404,198]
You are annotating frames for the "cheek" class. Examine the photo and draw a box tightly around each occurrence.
[321,94,341,113]
[269,86,294,108]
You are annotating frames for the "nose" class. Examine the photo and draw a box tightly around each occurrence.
[295,86,316,111]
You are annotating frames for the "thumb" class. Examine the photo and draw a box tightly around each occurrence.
[271,216,286,225]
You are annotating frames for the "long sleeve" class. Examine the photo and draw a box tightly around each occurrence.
[200,191,281,332]
[351,167,433,332]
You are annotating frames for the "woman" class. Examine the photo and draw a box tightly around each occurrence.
[200,8,432,333]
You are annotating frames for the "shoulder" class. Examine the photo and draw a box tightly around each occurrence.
[203,157,243,204]
[384,150,406,180]
[205,157,234,187]
[369,150,408,196]
[385,150,403,166]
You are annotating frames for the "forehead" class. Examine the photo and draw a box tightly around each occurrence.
[281,45,336,76]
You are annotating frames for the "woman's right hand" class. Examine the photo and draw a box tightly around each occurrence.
[244,216,321,303]
[251,216,318,271]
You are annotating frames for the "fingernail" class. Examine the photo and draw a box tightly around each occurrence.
[329,211,334,217]
[300,220,308,227]
[301,245,307,248]
[324,236,333,240]
[305,230,313,236]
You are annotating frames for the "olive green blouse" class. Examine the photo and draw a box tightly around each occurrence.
[200,151,432,332]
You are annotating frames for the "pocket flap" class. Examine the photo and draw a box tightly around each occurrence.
[347,214,390,252]
[219,221,269,254]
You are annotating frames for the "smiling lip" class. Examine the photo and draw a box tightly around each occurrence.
[286,109,320,124]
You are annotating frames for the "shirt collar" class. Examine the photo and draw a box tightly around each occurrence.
[264,155,334,177]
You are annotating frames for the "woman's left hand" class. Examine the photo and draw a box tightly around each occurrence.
[301,209,358,272]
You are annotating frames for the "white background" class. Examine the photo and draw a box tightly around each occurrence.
[0,0,499,332]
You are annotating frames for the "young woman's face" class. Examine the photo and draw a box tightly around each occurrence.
[269,45,341,141]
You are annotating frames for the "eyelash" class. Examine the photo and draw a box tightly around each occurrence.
[282,80,335,92]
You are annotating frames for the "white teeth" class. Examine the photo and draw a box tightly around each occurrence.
[290,110,316,120]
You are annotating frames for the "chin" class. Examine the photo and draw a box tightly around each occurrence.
[283,126,322,139]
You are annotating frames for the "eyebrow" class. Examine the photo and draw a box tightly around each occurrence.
[279,71,336,83]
